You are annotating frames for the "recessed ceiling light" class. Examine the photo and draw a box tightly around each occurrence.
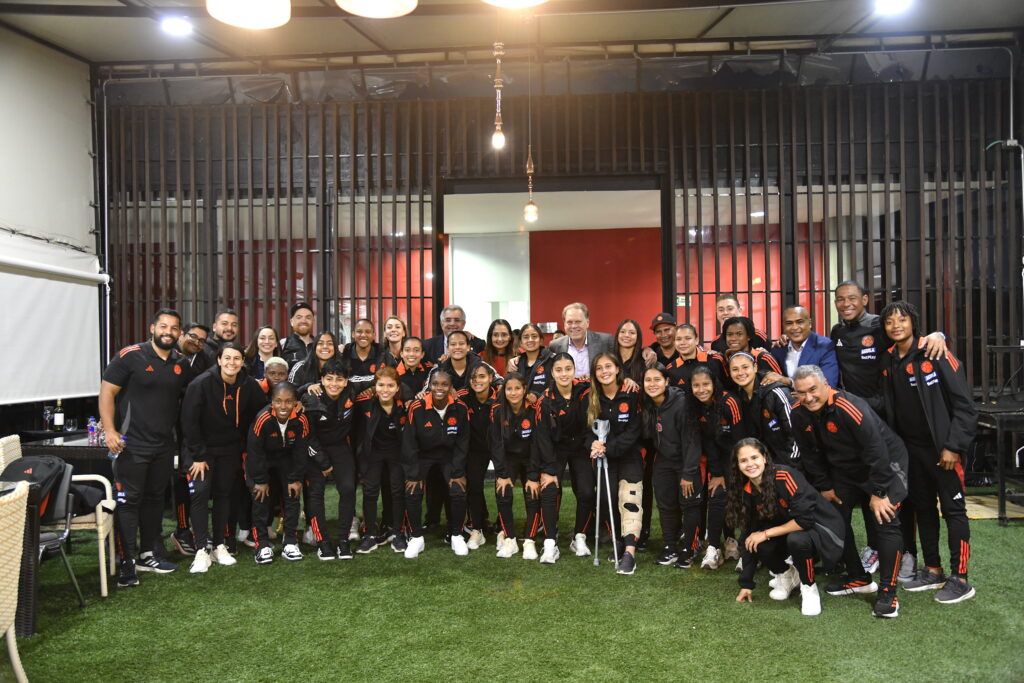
[874,0,912,16]
[750,211,766,218]
[337,0,418,18]
[160,17,193,37]
[482,0,549,8]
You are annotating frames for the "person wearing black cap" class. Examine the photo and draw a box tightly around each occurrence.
[281,302,316,369]
[649,313,680,367]
[100,308,192,587]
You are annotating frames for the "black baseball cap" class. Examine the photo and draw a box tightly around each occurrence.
[290,302,314,317]
[650,313,677,330]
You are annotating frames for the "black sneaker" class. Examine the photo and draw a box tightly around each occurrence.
[117,559,139,588]
[655,546,678,566]
[137,552,177,573]
[606,542,625,563]
[357,535,379,554]
[336,541,354,560]
[317,541,337,561]
[637,534,649,552]
[904,568,947,593]
[934,575,975,604]
[171,529,196,556]
[872,592,900,618]
[391,533,408,553]
[616,552,637,575]
[825,575,877,596]
[674,553,693,570]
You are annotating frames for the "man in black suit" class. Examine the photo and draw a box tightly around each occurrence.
[422,304,485,362]
[547,302,616,378]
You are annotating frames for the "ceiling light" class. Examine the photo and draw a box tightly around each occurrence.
[750,211,766,218]
[491,42,506,150]
[422,225,432,232]
[337,0,418,18]
[523,200,539,223]
[207,0,291,29]
[160,17,193,37]
[874,0,912,16]
[482,0,549,8]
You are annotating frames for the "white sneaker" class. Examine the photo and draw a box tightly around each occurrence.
[496,537,519,559]
[404,536,425,559]
[211,544,237,566]
[451,534,469,556]
[768,571,780,589]
[700,545,723,570]
[735,557,744,573]
[349,518,361,542]
[723,537,740,560]
[539,539,560,564]
[282,544,304,561]
[237,529,256,548]
[496,530,506,547]
[569,533,591,557]
[800,583,822,616]
[466,529,486,550]
[522,539,539,561]
[302,527,315,546]
[769,566,800,600]
[189,548,211,574]
[254,546,274,565]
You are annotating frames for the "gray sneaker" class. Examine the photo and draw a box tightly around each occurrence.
[896,553,917,584]
[934,575,976,604]
[904,568,946,592]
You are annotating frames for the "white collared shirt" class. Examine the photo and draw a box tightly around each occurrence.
[785,340,805,378]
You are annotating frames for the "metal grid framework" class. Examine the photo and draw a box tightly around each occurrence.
[106,79,1022,396]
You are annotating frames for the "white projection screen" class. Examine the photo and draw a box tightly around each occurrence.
[0,233,106,405]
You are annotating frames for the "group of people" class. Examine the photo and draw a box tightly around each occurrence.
[99,284,978,619]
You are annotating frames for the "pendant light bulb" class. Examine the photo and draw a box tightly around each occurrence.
[523,200,539,223]
[206,0,291,29]
[492,128,506,150]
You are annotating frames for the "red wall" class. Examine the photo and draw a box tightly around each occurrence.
[529,228,662,335]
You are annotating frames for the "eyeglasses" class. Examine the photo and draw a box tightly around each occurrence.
[185,332,207,343]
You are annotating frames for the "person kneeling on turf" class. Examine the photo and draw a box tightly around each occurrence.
[246,381,311,564]
[728,438,844,616]
[401,369,470,558]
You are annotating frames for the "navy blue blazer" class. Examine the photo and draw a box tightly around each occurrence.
[770,332,840,387]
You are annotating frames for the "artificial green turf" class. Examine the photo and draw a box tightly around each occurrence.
[6,489,1024,683]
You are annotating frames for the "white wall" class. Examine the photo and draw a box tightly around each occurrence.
[0,27,94,250]
[449,233,531,337]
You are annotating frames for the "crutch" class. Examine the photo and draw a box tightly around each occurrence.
[591,420,618,567]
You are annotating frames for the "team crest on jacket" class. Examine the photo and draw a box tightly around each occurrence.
[521,418,531,429]
[173,364,182,375]
[762,409,770,418]
[399,415,407,425]
[921,361,933,374]
[826,421,838,433]
[905,363,915,374]
[287,430,295,438]
[618,402,629,412]
[862,336,874,347]
[447,417,457,426]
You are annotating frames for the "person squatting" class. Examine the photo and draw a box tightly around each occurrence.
[101,291,978,619]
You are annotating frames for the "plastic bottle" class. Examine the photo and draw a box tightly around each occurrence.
[87,417,98,446]
[108,435,125,462]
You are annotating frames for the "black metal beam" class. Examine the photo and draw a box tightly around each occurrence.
[0,1,836,18]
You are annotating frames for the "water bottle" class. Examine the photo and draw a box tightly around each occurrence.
[87,417,97,446]
[108,435,125,462]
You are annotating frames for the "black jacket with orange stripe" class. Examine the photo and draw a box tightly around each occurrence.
[737,464,845,589]
[457,388,497,453]
[342,341,385,393]
[694,390,747,478]
[353,392,407,461]
[643,387,701,482]
[301,388,356,470]
[489,402,542,480]
[181,365,266,467]
[534,381,591,476]
[738,378,800,468]
[723,347,783,391]
[582,386,642,462]
[666,348,728,390]
[881,336,977,457]
[512,348,555,399]
[790,389,909,502]
[245,407,312,485]
[396,360,433,402]
[401,394,470,479]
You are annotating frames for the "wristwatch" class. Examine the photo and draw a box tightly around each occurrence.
[872,487,887,498]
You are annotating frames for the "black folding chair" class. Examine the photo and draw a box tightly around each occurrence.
[38,463,85,608]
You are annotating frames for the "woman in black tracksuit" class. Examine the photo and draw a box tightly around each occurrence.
[641,366,703,569]
[728,352,800,469]
[728,438,844,617]
[720,316,783,389]
[300,357,357,561]
[490,373,544,561]
[401,369,471,558]
[396,336,433,401]
[666,323,728,390]
[506,322,554,404]
[289,330,343,395]
[534,352,596,559]
[342,318,385,394]
[689,365,747,570]
[434,330,493,392]
[585,352,644,576]
[355,365,409,554]
[458,362,497,551]
[181,342,265,572]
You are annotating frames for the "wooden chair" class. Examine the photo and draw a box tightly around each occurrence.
[0,481,30,682]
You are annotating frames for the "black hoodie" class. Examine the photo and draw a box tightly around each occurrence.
[457,387,498,454]
[737,378,800,468]
[402,393,470,479]
[582,387,642,462]
[533,381,591,476]
[342,341,385,393]
[693,390,747,478]
[644,387,702,481]
[489,401,542,480]
[181,365,265,467]
[301,388,357,470]
[281,332,314,369]
[512,347,555,399]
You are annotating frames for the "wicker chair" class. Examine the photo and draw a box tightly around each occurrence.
[0,435,21,473]
[0,481,30,683]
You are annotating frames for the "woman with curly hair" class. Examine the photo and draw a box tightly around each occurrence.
[726,438,844,616]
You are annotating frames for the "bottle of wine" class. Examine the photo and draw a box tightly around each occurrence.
[53,398,65,430]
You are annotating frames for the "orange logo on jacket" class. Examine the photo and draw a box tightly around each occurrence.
[921,361,933,373]
[521,419,531,429]
[762,409,770,418]
[447,417,457,426]
[173,365,182,375]
[618,402,629,412]
[905,363,915,374]
[286,430,295,438]
[862,336,874,347]
[826,421,838,433]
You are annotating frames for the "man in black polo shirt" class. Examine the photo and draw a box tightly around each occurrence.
[100,308,192,587]
[281,302,316,369]
[648,313,679,366]
[201,309,240,364]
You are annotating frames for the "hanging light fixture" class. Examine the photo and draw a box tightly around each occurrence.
[337,0,418,19]
[206,0,291,29]
[482,0,549,8]
[491,42,506,150]
[523,50,538,223]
